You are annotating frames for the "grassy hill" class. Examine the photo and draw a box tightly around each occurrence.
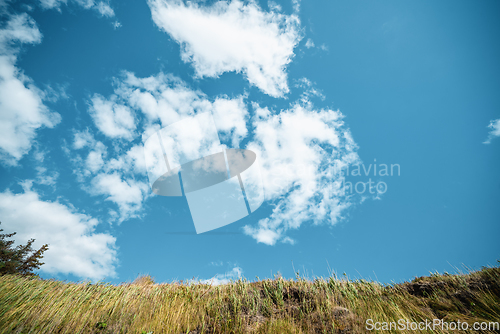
[0,264,499,333]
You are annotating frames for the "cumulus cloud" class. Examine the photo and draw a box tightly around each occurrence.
[148,0,302,97]
[95,1,114,17]
[84,71,360,240]
[118,72,212,126]
[69,122,150,222]
[75,71,253,224]
[0,13,61,165]
[484,118,500,144]
[85,141,107,173]
[73,128,95,149]
[90,172,149,223]
[88,94,136,140]
[100,71,248,147]
[104,144,148,175]
[0,187,117,280]
[243,101,360,245]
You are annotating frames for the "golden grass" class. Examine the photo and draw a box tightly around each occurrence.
[0,265,499,333]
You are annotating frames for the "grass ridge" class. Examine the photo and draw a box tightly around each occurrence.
[0,265,499,333]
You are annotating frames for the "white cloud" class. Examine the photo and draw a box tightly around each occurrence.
[41,83,69,103]
[88,94,136,140]
[303,39,328,52]
[97,144,148,175]
[484,118,500,144]
[85,141,107,173]
[199,266,243,285]
[39,0,66,10]
[31,147,59,187]
[148,0,302,97]
[33,149,46,163]
[243,101,360,245]
[0,13,42,44]
[35,166,59,186]
[95,1,114,17]
[99,71,248,147]
[73,129,95,149]
[0,13,61,165]
[79,71,249,225]
[0,187,117,280]
[91,172,149,223]
[85,71,360,239]
[120,72,212,126]
[69,128,149,222]
[212,96,248,148]
[75,0,95,8]
[294,77,325,103]
[124,144,148,173]
[243,225,280,245]
[39,0,116,18]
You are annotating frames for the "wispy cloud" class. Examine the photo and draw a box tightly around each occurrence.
[198,266,243,285]
[148,0,302,97]
[39,0,116,18]
[483,119,500,144]
[35,166,59,186]
[209,261,224,267]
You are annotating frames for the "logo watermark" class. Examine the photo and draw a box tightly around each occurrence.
[267,159,401,198]
[143,112,264,233]
[340,160,400,197]
[366,318,499,331]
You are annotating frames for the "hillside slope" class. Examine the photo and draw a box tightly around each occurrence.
[0,265,499,333]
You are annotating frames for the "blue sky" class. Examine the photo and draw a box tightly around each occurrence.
[0,0,499,285]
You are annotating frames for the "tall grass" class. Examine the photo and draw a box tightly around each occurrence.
[0,265,499,333]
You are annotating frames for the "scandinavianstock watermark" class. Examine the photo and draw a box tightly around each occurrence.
[268,160,400,197]
[341,160,400,197]
[366,318,499,331]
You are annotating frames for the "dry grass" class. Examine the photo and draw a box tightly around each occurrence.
[0,265,499,333]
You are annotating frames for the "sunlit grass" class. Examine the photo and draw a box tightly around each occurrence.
[0,264,499,333]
